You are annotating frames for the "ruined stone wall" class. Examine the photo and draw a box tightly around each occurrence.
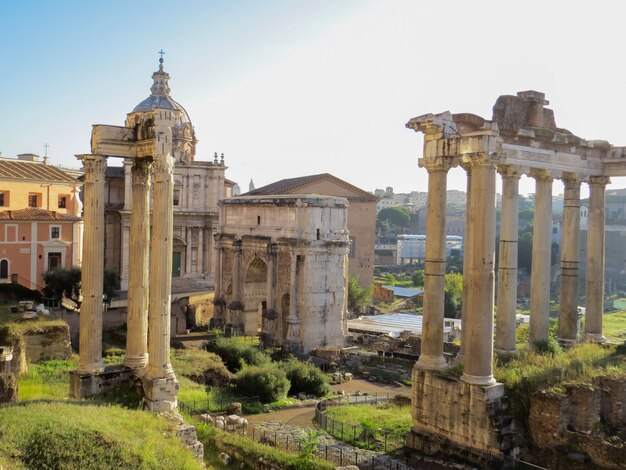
[528,381,626,469]
[1,323,72,373]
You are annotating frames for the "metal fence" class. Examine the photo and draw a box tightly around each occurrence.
[204,415,414,470]
[314,393,410,453]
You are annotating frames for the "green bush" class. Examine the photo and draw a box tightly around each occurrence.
[207,336,269,372]
[280,358,329,397]
[171,348,233,386]
[234,364,290,403]
[533,336,562,355]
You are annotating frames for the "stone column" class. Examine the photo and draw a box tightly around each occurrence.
[120,225,130,291]
[123,159,132,210]
[585,176,610,341]
[124,159,151,369]
[198,227,204,274]
[458,165,472,360]
[529,171,553,345]
[185,228,193,275]
[495,166,521,355]
[144,113,178,411]
[557,173,582,344]
[284,252,302,353]
[461,155,497,386]
[416,159,452,371]
[78,155,107,374]
[229,240,244,328]
[262,243,278,344]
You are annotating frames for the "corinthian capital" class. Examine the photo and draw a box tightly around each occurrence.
[529,168,553,182]
[79,155,107,182]
[589,175,611,187]
[131,158,153,187]
[406,111,457,138]
[418,156,456,173]
[497,164,522,179]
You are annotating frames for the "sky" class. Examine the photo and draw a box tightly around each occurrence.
[2,0,626,197]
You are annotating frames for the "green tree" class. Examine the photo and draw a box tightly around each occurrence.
[43,267,120,307]
[348,276,372,313]
[444,273,463,318]
[377,207,411,228]
[411,269,424,287]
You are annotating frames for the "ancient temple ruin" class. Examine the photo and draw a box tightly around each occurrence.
[405,91,626,461]
[70,57,186,411]
[212,195,350,353]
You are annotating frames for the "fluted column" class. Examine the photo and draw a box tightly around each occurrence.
[529,171,553,345]
[229,241,244,329]
[585,176,610,341]
[124,158,151,369]
[284,251,302,352]
[186,228,192,275]
[458,166,472,360]
[198,227,204,274]
[461,156,497,386]
[146,140,176,382]
[78,155,107,374]
[262,243,278,344]
[416,158,452,371]
[557,173,582,344]
[495,166,521,355]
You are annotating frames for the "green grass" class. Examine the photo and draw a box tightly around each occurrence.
[603,310,626,341]
[0,402,204,469]
[323,402,411,450]
[494,342,626,422]
[17,357,77,401]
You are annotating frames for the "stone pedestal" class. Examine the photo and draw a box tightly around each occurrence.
[69,364,135,399]
[0,373,17,403]
[529,171,553,345]
[557,174,581,344]
[143,376,180,412]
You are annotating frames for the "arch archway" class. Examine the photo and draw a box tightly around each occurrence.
[243,258,268,335]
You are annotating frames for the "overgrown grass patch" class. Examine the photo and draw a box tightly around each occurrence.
[0,402,203,469]
[494,342,626,422]
[603,310,626,342]
[172,348,233,386]
[17,357,77,401]
[325,402,412,436]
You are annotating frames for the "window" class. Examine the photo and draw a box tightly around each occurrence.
[173,189,180,206]
[0,192,7,207]
[0,260,8,279]
[47,252,62,270]
[58,195,67,209]
[28,193,40,208]
[51,226,60,239]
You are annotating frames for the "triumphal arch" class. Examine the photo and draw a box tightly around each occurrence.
[405,91,626,463]
[69,57,188,411]
[212,195,350,353]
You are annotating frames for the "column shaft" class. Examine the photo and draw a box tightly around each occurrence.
[585,177,609,341]
[495,168,520,354]
[186,228,193,275]
[461,158,497,386]
[198,228,204,274]
[125,159,151,369]
[529,173,553,345]
[230,241,243,328]
[146,155,176,380]
[459,167,472,359]
[78,155,107,374]
[557,175,582,343]
[284,252,301,352]
[416,164,449,370]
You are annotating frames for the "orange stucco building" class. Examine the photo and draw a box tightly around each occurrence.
[0,155,83,290]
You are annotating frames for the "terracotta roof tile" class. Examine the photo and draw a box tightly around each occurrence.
[0,159,78,184]
[0,208,81,221]
[245,173,377,200]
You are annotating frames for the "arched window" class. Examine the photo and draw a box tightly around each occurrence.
[0,259,8,279]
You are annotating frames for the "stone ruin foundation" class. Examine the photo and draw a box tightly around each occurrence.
[403,90,626,467]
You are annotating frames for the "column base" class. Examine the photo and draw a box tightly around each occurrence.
[461,373,497,386]
[494,348,518,358]
[143,376,179,412]
[78,360,105,375]
[584,332,605,343]
[556,337,577,348]
[124,354,149,369]
[416,354,448,371]
[69,364,134,399]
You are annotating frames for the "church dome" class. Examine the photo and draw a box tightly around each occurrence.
[131,57,192,124]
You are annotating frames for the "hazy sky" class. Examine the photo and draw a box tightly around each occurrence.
[2,0,626,197]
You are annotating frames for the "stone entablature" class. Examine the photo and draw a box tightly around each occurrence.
[214,195,349,353]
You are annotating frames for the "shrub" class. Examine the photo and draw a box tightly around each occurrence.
[234,365,290,403]
[207,336,269,372]
[171,348,233,386]
[533,336,562,355]
[280,358,329,397]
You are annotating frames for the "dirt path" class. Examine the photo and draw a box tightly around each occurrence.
[245,379,410,428]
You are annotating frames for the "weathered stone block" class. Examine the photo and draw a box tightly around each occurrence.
[0,373,17,403]
[568,385,600,434]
